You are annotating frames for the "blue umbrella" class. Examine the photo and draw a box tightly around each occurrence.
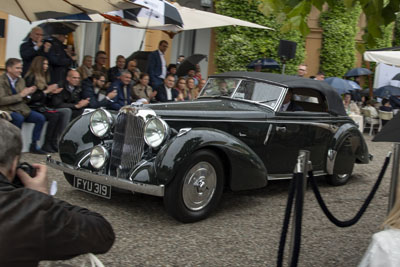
[346,80,361,90]
[324,77,354,95]
[344,67,372,77]
[247,58,280,69]
[374,85,400,98]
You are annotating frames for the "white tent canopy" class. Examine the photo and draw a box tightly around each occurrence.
[364,51,400,66]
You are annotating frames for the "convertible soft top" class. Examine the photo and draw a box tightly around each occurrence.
[211,72,347,116]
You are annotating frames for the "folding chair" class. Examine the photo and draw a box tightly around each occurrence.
[378,110,394,132]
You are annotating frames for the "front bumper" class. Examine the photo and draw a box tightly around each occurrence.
[46,155,165,197]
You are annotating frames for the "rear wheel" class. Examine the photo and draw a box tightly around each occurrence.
[164,149,225,223]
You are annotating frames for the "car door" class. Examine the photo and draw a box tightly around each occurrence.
[263,91,334,175]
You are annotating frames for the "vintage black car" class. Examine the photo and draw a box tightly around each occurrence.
[47,72,369,223]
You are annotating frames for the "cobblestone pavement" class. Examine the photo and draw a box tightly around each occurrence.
[28,134,394,266]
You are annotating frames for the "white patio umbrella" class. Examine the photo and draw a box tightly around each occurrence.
[60,2,271,32]
[0,0,143,22]
[103,2,272,32]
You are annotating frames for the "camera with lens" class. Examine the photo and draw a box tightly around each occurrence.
[13,162,36,187]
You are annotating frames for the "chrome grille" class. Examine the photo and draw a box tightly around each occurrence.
[110,107,145,178]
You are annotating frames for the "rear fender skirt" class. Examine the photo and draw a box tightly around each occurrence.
[154,128,268,191]
[326,123,369,174]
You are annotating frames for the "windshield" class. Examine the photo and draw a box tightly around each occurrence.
[200,78,285,109]
[200,78,241,97]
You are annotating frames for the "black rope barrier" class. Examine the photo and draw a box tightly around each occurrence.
[277,154,392,267]
[309,154,391,227]
[277,173,297,267]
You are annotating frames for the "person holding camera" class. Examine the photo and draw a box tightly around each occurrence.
[0,119,115,266]
[20,26,51,77]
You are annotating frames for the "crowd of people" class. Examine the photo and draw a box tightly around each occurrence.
[0,28,206,154]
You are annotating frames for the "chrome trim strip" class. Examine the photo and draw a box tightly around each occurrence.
[267,170,326,180]
[264,124,273,145]
[47,156,164,197]
[77,152,91,168]
[177,128,192,137]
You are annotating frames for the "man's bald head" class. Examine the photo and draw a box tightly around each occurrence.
[30,27,44,43]
[66,69,81,87]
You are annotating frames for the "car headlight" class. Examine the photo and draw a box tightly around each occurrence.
[144,117,169,148]
[90,145,109,169]
[90,109,113,137]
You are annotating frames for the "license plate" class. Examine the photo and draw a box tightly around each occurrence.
[73,177,111,199]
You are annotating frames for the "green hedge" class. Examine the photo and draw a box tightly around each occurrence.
[214,0,306,75]
[393,14,400,47]
[319,1,361,77]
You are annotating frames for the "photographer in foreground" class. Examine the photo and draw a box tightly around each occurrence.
[0,119,115,266]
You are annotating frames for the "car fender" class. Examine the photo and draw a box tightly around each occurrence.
[154,128,268,191]
[326,123,369,175]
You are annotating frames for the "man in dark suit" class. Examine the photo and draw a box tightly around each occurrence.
[280,89,303,111]
[147,40,169,88]
[49,69,89,120]
[48,34,75,84]
[81,71,117,109]
[19,27,51,76]
[107,71,133,110]
[107,55,126,83]
[154,74,179,102]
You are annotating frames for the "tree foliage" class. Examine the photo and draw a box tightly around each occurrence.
[259,0,400,48]
[319,1,361,77]
[214,0,305,74]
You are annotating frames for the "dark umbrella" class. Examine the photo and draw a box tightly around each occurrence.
[373,113,400,142]
[392,73,400,81]
[374,85,400,98]
[176,54,207,77]
[344,67,372,77]
[247,58,280,69]
[325,77,354,95]
[125,51,151,73]
[38,22,78,37]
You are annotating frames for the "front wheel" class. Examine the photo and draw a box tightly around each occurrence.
[164,149,225,223]
[325,161,354,186]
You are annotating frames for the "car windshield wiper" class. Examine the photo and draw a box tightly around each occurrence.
[258,99,278,104]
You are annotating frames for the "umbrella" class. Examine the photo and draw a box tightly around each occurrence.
[247,58,280,69]
[324,77,354,95]
[373,113,400,142]
[392,73,400,81]
[101,0,183,29]
[344,67,373,77]
[38,22,78,37]
[72,2,271,33]
[346,80,361,90]
[125,51,151,73]
[0,0,143,22]
[374,85,400,98]
[176,54,207,77]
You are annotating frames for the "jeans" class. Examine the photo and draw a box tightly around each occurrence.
[11,111,46,143]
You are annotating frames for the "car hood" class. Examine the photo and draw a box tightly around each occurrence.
[147,98,272,120]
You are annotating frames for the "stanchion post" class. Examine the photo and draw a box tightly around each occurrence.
[388,143,400,213]
[288,150,310,267]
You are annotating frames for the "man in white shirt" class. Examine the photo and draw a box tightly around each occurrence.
[154,74,179,102]
[147,40,169,88]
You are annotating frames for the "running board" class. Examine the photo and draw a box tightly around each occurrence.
[267,171,326,180]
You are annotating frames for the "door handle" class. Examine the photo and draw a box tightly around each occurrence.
[276,126,287,133]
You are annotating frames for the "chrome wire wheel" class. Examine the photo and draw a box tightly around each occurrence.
[182,161,217,211]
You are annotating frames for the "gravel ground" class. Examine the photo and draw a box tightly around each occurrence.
[24,134,394,267]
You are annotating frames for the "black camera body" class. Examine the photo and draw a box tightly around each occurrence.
[13,162,36,187]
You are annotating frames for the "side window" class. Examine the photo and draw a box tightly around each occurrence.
[234,81,284,109]
[291,89,328,112]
